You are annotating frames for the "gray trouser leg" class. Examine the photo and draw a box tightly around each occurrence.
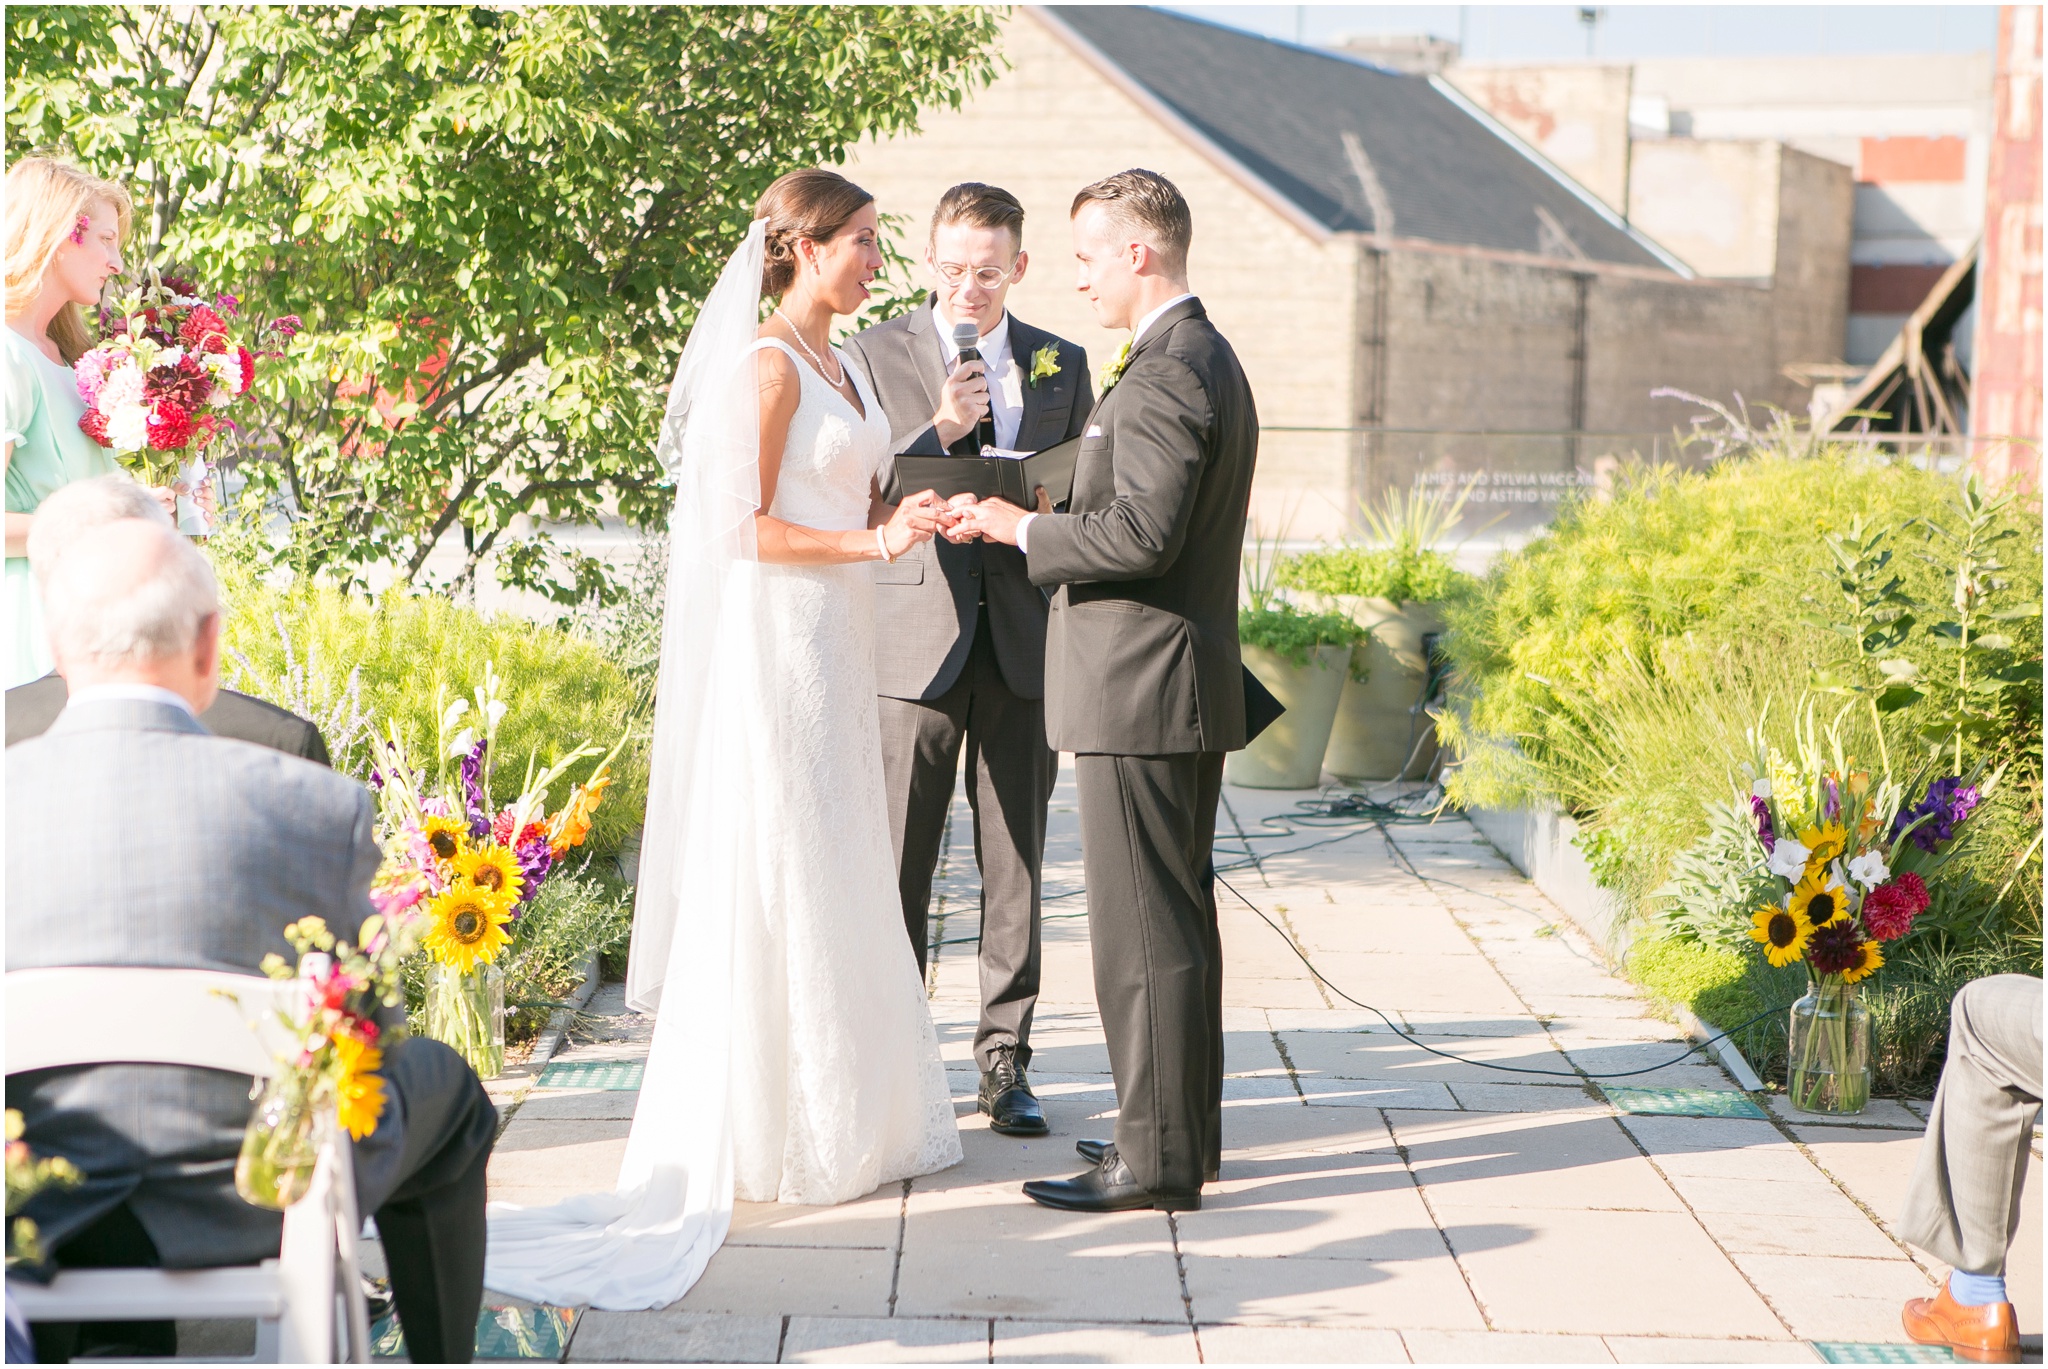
[878,612,1050,1071]
[879,690,967,976]
[1076,751,1225,1194]
[1899,974,2044,1276]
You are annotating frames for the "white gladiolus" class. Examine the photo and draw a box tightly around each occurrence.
[441,697,470,730]
[1751,777,1772,799]
[1767,837,1812,881]
[1847,851,1890,888]
[447,726,477,759]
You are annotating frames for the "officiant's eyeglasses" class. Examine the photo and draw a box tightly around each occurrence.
[936,261,1016,290]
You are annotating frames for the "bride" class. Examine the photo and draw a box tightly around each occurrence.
[484,169,963,1311]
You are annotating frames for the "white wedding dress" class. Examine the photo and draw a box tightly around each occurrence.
[483,243,960,1309]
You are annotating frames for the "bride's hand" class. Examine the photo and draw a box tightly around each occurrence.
[883,490,943,558]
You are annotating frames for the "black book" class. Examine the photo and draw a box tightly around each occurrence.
[893,435,1081,509]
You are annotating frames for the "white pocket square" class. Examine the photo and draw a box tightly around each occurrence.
[1086,424,1103,438]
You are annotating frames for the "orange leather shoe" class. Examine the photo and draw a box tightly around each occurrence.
[1902,1277,2021,1364]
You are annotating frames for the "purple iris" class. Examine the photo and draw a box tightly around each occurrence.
[514,837,553,903]
[1823,777,1841,823]
[1752,796,1776,851]
[460,740,490,839]
[1891,776,1982,853]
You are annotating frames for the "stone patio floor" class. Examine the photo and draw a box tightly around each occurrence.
[466,768,2043,1363]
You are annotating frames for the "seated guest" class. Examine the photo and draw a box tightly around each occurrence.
[5,475,330,761]
[1899,974,2043,1363]
[6,518,494,1363]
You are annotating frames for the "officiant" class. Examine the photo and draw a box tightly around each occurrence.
[843,183,1092,1139]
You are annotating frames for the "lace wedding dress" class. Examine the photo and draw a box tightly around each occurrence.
[484,226,960,1310]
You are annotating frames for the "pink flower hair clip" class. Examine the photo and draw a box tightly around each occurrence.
[68,213,90,245]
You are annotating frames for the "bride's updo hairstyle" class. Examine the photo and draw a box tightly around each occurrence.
[756,169,875,299]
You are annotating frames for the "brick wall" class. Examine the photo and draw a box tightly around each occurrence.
[1971,5,2043,491]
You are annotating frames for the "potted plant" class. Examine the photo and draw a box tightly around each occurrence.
[1279,485,1481,782]
[1229,533,1364,789]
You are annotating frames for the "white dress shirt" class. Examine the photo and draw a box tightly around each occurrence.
[1017,293,1197,554]
[937,308,1023,452]
[65,682,198,717]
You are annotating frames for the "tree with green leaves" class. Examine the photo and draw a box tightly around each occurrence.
[7,5,1001,599]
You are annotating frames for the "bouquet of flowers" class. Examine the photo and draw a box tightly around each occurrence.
[234,911,415,1210]
[366,664,619,1078]
[72,265,291,533]
[1739,705,1996,1113]
[6,1110,80,1267]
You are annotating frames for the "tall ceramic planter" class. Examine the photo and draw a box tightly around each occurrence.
[1226,644,1351,789]
[1301,594,1446,782]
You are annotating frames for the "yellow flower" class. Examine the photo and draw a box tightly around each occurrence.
[1747,904,1810,967]
[1098,337,1132,393]
[1837,938,1885,984]
[422,885,513,974]
[421,814,468,865]
[1798,822,1848,870]
[453,844,524,902]
[331,1033,386,1141]
[1028,342,1061,389]
[1788,869,1850,934]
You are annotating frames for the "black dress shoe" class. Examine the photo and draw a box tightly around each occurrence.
[1023,1147,1201,1213]
[979,1045,1048,1137]
[1077,1138,1218,1183]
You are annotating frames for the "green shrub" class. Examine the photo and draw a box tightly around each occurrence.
[1276,546,1473,605]
[1239,603,1366,666]
[216,563,648,856]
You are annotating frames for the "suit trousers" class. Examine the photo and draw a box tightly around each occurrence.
[1074,751,1225,1195]
[1899,974,2043,1277]
[30,1037,495,1364]
[878,603,1055,1073]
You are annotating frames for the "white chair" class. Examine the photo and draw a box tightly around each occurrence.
[5,967,372,1364]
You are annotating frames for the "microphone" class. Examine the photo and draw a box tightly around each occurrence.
[952,320,997,455]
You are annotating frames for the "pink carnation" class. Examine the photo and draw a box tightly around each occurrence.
[74,348,115,405]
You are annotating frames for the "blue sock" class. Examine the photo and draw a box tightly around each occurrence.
[1949,1270,2009,1306]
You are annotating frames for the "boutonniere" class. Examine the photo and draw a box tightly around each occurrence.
[1028,342,1061,389]
[1098,337,1132,394]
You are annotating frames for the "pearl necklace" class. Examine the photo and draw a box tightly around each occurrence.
[773,309,845,388]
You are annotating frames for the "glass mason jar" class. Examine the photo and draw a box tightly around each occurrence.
[1788,980,1870,1115]
[235,1072,329,1210]
[425,961,505,1080]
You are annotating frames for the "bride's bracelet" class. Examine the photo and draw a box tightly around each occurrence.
[876,526,894,563]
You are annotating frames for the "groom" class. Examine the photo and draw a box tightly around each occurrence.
[843,183,1093,1139]
[949,170,1258,1212]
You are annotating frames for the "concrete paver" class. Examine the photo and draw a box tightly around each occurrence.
[477,770,1988,1362]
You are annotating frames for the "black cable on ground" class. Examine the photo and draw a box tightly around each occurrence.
[1214,870,1784,1082]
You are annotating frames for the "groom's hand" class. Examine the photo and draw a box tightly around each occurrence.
[953,496,1028,547]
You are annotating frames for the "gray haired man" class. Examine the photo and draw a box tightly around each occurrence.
[7,519,495,1362]
[5,474,329,760]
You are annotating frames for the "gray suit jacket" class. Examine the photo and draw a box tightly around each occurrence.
[5,698,381,1268]
[843,300,1091,701]
[7,672,331,762]
[1026,298,1259,755]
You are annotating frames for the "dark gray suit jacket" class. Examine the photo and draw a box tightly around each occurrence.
[6,672,330,762]
[843,300,1091,701]
[1025,298,1259,755]
[6,698,379,1268]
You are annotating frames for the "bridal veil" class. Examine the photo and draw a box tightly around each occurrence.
[482,221,766,1310]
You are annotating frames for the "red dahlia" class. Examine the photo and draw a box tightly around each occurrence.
[1860,883,1918,942]
[1890,871,1930,914]
[234,345,256,395]
[146,401,194,450]
[77,409,111,446]
[179,305,230,353]
[144,357,214,411]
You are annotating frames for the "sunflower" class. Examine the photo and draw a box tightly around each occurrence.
[452,844,525,902]
[422,885,513,974]
[1788,869,1850,934]
[331,1033,387,1140]
[421,814,468,865]
[1808,921,1885,983]
[1797,822,1848,871]
[1747,904,1810,967]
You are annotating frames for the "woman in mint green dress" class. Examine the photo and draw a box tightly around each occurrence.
[3,158,138,686]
